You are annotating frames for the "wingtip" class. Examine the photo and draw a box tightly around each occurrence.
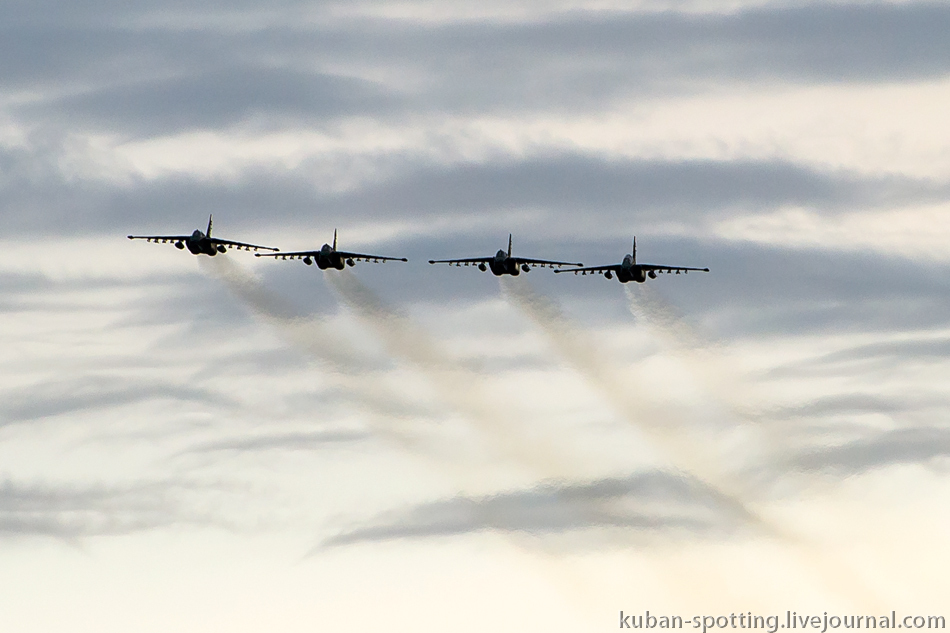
[127,235,133,239]
[401,258,409,262]
[428,260,435,264]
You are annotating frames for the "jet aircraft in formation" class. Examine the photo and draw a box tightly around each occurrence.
[127,215,278,256]
[128,220,708,283]
[554,237,708,283]
[428,235,582,276]
[254,230,407,269]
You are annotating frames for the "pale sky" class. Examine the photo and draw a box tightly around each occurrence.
[0,1,948,631]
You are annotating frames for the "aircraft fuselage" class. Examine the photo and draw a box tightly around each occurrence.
[488,250,526,276]
[612,256,646,283]
[181,230,226,256]
[302,244,350,270]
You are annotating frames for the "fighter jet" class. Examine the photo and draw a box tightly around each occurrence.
[554,238,708,283]
[127,215,278,256]
[428,235,582,276]
[255,230,407,269]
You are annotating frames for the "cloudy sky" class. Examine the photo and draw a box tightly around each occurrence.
[1,0,949,630]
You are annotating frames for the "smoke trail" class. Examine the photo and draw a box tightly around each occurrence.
[621,286,899,609]
[504,277,887,610]
[198,255,376,374]
[198,255,437,451]
[325,270,593,481]
[624,284,763,421]
[501,277,750,496]
[327,272,812,611]
[623,283,807,495]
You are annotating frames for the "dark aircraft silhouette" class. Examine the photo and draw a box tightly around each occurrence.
[127,215,278,256]
[555,238,709,283]
[255,230,408,269]
[428,235,582,276]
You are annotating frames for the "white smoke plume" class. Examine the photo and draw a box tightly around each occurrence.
[624,283,764,421]
[325,270,591,482]
[503,277,888,609]
[201,257,888,609]
[198,255,373,373]
[198,255,437,453]
[623,283,799,489]
[501,277,750,498]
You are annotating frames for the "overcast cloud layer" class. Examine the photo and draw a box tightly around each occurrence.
[0,0,948,630]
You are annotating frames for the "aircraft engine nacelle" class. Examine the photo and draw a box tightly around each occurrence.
[217,244,227,253]
[648,270,657,279]
[478,263,487,272]
[175,241,185,249]
[634,268,647,283]
[303,256,312,265]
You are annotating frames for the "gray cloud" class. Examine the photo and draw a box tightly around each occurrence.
[416,234,950,338]
[323,471,754,546]
[0,375,230,426]
[4,147,946,237]
[766,393,944,420]
[182,429,368,454]
[811,337,950,366]
[764,336,950,378]
[32,67,402,138]
[0,479,190,539]
[0,272,57,312]
[5,2,950,127]
[321,156,940,220]
[1,0,948,557]
[793,426,950,476]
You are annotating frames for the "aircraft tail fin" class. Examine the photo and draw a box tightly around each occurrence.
[207,214,213,237]
[333,229,338,251]
[508,234,512,258]
[632,236,637,263]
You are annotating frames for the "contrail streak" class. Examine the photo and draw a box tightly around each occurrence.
[623,283,763,422]
[325,270,593,481]
[325,272,804,611]
[623,284,795,490]
[501,277,746,497]
[503,277,886,609]
[204,256,884,609]
[198,255,374,373]
[198,255,435,452]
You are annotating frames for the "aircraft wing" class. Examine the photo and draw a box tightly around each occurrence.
[256,249,405,261]
[209,238,279,252]
[553,264,621,275]
[639,263,710,273]
[334,250,407,263]
[257,250,310,259]
[427,257,493,265]
[127,234,192,243]
[555,263,709,275]
[511,257,584,268]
